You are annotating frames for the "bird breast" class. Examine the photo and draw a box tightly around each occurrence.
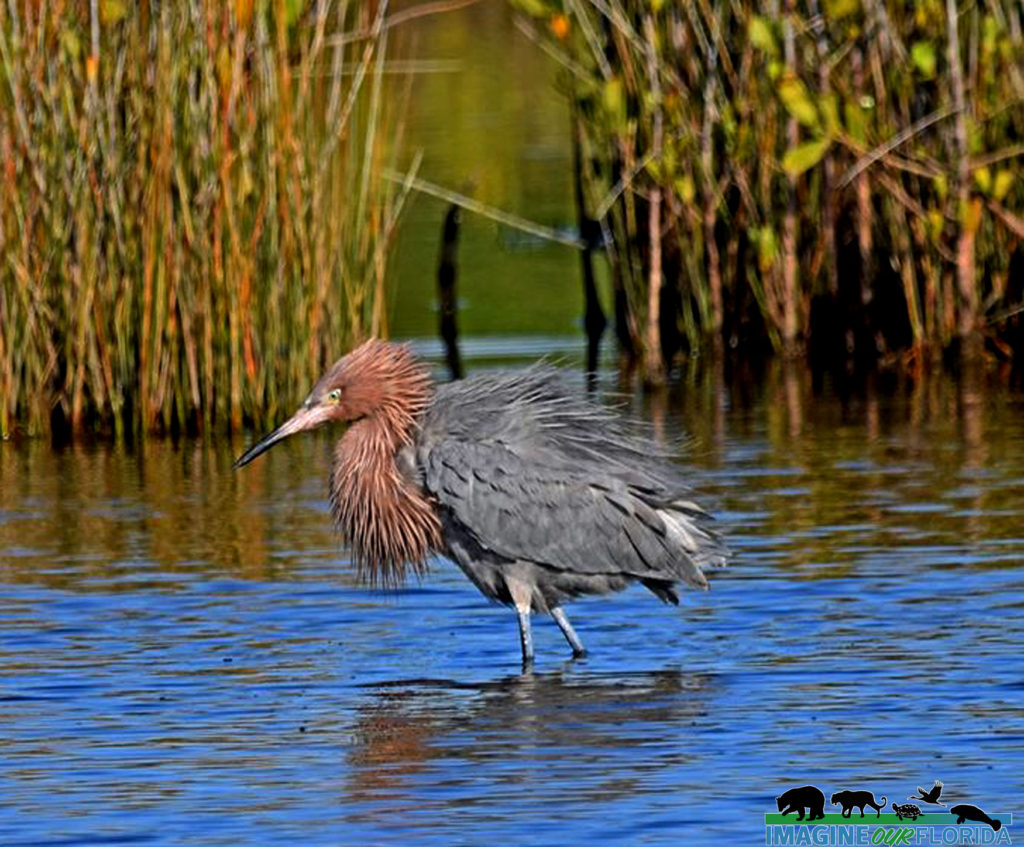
[330,419,441,585]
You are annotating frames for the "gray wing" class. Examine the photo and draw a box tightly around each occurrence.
[416,367,726,589]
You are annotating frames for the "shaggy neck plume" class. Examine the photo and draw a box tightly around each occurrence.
[329,342,441,584]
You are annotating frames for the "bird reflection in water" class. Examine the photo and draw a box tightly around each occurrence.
[343,668,713,810]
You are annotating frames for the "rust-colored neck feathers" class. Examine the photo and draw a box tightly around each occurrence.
[328,341,441,585]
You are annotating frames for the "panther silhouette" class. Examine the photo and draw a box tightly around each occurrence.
[831,789,886,818]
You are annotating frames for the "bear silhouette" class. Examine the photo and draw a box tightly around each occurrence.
[777,786,826,821]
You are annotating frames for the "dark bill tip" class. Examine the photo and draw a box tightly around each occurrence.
[232,406,323,469]
[233,426,289,469]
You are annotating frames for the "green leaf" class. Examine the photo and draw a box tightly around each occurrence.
[825,0,860,19]
[821,94,840,134]
[982,14,1000,54]
[61,29,81,60]
[675,174,696,204]
[755,226,778,272]
[511,0,551,17]
[844,101,866,143]
[911,41,937,79]
[285,0,304,27]
[960,197,983,234]
[993,169,1014,201]
[973,166,992,195]
[777,75,820,130]
[661,145,677,180]
[749,16,777,56]
[782,137,832,176]
[100,0,127,25]
[968,120,983,155]
[603,78,626,130]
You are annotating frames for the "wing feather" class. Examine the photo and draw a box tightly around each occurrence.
[416,366,727,589]
[423,439,715,588]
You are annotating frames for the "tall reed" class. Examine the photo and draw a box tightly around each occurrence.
[515,0,1024,377]
[0,0,415,438]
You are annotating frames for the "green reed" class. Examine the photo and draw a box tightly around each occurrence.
[0,0,415,438]
[515,0,1024,381]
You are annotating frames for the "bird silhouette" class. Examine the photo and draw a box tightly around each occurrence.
[234,340,727,665]
[910,781,946,806]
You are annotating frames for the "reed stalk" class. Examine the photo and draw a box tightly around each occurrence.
[0,0,414,437]
[512,0,1024,370]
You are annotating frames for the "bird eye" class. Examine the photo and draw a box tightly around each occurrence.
[326,388,342,403]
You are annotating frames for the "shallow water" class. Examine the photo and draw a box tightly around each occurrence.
[2,362,1023,845]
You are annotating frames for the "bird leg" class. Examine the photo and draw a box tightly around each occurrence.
[551,606,586,658]
[517,610,534,667]
[506,574,536,668]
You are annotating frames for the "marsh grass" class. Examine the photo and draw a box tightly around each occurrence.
[515,0,1024,379]
[1,0,416,438]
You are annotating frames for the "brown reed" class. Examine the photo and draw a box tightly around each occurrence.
[0,0,416,438]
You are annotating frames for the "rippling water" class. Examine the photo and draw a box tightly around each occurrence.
[2,362,1023,845]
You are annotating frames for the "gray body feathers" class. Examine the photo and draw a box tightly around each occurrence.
[410,365,727,612]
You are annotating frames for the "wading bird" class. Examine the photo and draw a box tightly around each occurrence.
[911,781,946,807]
[234,340,726,665]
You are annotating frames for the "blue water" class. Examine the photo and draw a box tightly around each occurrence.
[1,363,1023,845]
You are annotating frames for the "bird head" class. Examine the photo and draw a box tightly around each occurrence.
[233,339,431,469]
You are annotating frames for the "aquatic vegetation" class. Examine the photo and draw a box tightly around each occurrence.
[0,1,414,437]
[514,0,1024,380]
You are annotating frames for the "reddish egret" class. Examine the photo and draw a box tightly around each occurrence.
[234,340,726,664]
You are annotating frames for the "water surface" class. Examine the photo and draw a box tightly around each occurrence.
[2,363,1023,845]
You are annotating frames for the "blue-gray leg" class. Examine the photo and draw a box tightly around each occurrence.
[517,609,534,666]
[551,606,586,657]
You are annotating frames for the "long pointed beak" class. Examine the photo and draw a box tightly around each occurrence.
[233,405,326,469]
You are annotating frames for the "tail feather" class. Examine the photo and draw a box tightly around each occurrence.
[659,506,729,572]
[640,578,679,605]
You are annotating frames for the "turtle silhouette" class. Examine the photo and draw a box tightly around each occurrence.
[892,802,924,821]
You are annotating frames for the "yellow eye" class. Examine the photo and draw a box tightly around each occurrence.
[326,388,342,403]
